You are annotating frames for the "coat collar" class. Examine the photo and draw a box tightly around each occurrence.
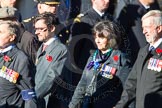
[101,50,120,65]
[152,43,162,58]
[37,38,60,58]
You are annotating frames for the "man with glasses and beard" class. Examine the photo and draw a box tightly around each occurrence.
[33,12,68,108]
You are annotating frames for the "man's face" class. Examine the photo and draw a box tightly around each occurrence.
[92,0,109,12]
[0,23,14,49]
[38,3,58,14]
[34,19,53,42]
[0,0,16,7]
[142,17,159,45]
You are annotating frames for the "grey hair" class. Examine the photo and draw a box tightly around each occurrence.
[0,21,20,42]
[142,10,162,26]
[0,21,19,35]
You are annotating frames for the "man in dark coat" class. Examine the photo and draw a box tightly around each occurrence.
[114,10,162,108]
[0,7,39,64]
[116,0,160,65]
[33,12,68,108]
[0,21,38,108]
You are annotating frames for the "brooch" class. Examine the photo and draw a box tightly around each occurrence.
[156,48,162,55]
[3,55,12,62]
[113,55,119,62]
[46,55,53,62]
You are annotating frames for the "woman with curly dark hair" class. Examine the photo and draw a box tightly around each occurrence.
[69,20,132,108]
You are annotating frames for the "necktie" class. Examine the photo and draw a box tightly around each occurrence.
[147,8,150,12]
[42,44,48,52]
[149,46,154,51]
[101,14,105,19]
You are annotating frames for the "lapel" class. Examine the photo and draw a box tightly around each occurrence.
[88,8,102,24]
[45,39,60,54]
[103,50,119,65]
[36,39,60,63]
[37,45,43,58]
[138,43,162,76]
[137,45,150,74]
[152,43,162,59]
[0,46,18,67]
[37,39,60,58]
[135,0,147,17]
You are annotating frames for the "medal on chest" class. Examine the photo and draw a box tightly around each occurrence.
[0,65,19,83]
[99,64,117,79]
[148,58,162,72]
[87,49,117,79]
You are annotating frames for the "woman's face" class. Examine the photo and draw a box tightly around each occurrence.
[94,35,108,53]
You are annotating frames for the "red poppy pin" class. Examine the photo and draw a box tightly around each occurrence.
[3,55,12,62]
[156,48,162,55]
[46,55,53,62]
[113,55,119,62]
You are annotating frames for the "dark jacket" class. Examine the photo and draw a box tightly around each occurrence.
[115,43,162,108]
[117,0,160,64]
[35,38,68,108]
[0,46,38,108]
[69,49,131,108]
[16,27,39,64]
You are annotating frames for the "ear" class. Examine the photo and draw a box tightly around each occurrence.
[9,35,16,42]
[37,3,42,14]
[91,0,95,3]
[157,25,162,33]
[49,25,55,32]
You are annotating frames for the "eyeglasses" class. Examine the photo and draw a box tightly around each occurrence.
[34,27,48,32]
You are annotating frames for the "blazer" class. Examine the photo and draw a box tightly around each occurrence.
[35,38,68,107]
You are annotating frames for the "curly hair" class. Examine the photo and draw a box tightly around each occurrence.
[92,20,121,49]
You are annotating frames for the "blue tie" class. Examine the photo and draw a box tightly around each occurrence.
[149,46,154,51]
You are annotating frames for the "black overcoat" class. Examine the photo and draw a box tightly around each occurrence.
[116,43,162,108]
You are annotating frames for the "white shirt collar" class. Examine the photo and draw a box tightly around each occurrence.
[141,3,150,9]
[0,45,15,53]
[151,38,162,49]
[43,36,57,45]
[93,7,104,17]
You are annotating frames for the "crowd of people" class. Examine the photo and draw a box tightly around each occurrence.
[0,0,162,108]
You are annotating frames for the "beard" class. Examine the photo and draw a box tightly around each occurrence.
[146,34,158,44]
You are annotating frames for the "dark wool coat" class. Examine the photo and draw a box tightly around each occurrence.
[0,46,38,108]
[115,43,162,108]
